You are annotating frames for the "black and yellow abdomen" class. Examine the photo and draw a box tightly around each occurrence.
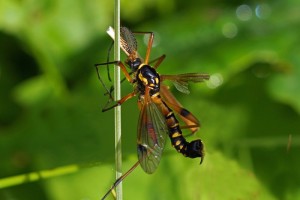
[154,96,204,160]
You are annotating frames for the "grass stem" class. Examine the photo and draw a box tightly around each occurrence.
[113,0,122,199]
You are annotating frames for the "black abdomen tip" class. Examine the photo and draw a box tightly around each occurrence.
[186,139,205,162]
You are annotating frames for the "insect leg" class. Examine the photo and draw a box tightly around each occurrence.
[94,62,114,100]
[104,71,134,98]
[149,54,166,70]
[95,61,135,112]
[101,161,140,200]
[132,31,154,64]
[160,85,200,134]
[106,41,114,82]
[102,91,136,112]
[95,61,133,83]
[144,32,154,65]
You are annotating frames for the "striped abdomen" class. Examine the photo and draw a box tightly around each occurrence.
[153,94,204,160]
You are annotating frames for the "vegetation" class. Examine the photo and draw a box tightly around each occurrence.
[0,0,299,199]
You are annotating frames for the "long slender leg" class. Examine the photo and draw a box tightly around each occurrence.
[104,72,133,98]
[102,91,136,112]
[132,31,154,65]
[95,61,133,83]
[95,61,135,111]
[106,41,114,82]
[95,62,114,100]
[160,85,200,134]
[144,32,154,64]
[150,54,166,69]
[101,161,140,200]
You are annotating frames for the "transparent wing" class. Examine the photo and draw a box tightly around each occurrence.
[120,26,138,56]
[137,98,168,174]
[161,73,210,94]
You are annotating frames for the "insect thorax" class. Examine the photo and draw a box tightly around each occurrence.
[136,65,160,96]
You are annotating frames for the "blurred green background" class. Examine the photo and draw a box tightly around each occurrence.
[0,0,299,199]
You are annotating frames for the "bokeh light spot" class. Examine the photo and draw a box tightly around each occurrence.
[222,22,238,38]
[207,73,224,89]
[236,4,253,21]
[255,4,271,19]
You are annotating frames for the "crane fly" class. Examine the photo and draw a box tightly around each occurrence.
[95,26,210,199]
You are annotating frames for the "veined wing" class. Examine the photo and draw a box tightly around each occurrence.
[120,26,138,56]
[161,73,210,94]
[107,26,144,63]
[137,97,168,174]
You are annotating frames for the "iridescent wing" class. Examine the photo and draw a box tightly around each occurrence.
[161,73,210,94]
[137,95,168,174]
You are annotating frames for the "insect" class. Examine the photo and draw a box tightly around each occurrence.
[95,26,210,199]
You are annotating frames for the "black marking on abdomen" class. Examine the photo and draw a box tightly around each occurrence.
[160,101,204,159]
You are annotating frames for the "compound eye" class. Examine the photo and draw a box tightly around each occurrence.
[131,58,142,70]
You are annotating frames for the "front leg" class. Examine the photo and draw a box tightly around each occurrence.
[102,91,136,112]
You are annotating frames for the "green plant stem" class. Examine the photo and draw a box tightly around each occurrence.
[113,0,122,199]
